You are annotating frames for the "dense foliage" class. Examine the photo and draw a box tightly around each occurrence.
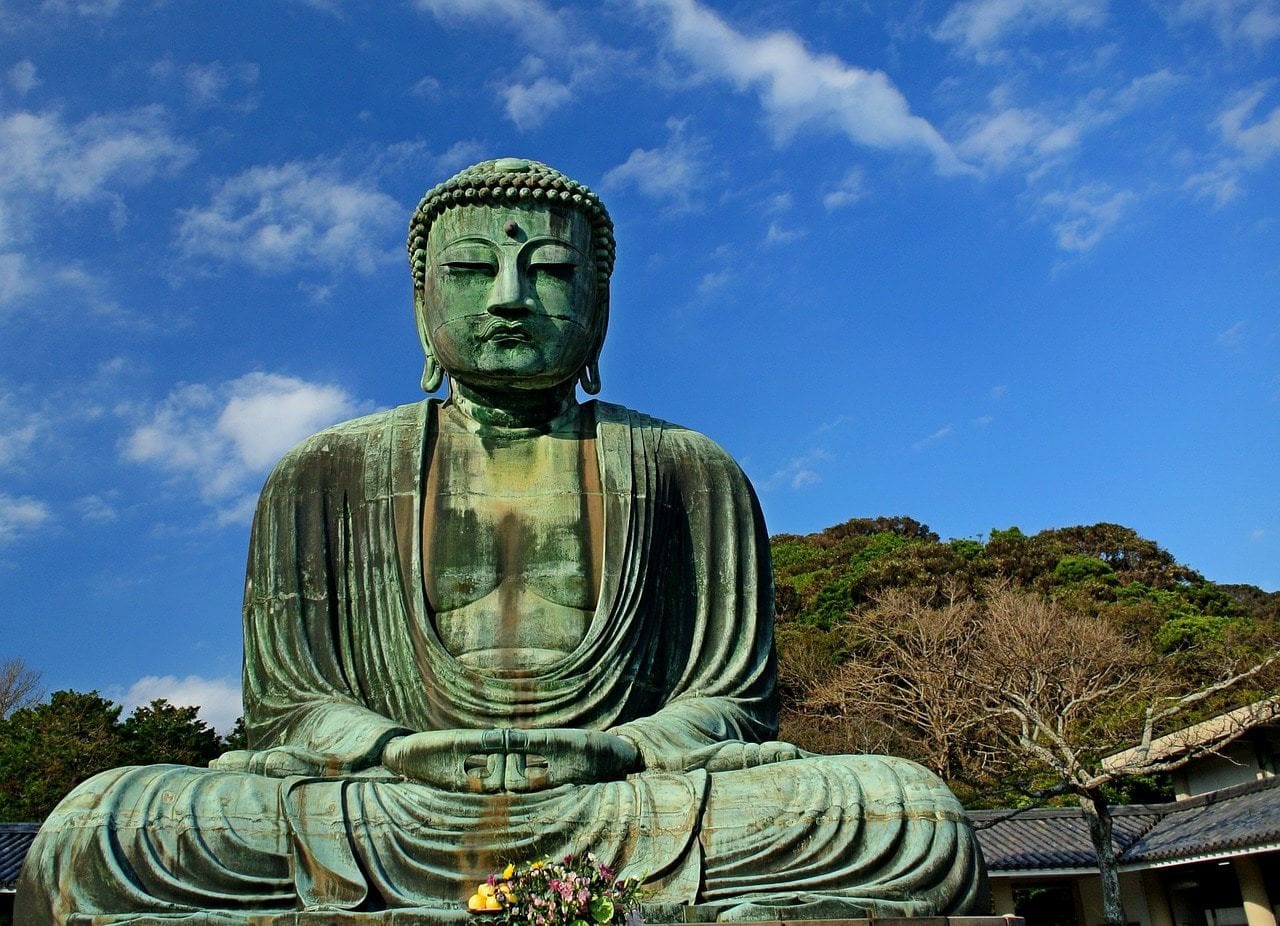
[772,517,1280,804]
[0,691,229,821]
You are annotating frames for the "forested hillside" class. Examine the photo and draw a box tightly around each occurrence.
[771,517,1280,804]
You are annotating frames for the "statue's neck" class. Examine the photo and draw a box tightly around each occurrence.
[446,382,580,434]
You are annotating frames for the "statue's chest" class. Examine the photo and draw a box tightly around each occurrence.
[421,427,603,672]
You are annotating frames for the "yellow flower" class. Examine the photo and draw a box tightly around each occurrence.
[503,863,516,879]
[530,860,545,870]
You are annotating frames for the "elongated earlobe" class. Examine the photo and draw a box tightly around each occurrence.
[421,349,444,393]
[579,359,601,395]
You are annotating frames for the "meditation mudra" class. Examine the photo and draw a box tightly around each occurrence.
[19,158,984,922]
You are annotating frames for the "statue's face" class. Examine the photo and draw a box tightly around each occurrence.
[419,203,599,392]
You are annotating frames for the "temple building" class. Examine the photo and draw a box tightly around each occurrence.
[975,699,1280,926]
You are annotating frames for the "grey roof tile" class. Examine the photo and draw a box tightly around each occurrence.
[0,822,39,890]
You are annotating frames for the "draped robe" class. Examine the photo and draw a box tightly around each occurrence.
[17,400,986,923]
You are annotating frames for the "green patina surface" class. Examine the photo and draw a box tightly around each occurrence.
[18,158,987,923]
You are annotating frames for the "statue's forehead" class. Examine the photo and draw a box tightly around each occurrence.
[428,203,590,246]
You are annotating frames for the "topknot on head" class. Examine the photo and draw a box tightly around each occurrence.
[407,157,616,294]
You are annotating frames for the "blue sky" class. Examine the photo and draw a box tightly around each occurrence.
[1,0,1277,731]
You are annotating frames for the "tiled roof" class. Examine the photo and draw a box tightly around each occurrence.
[1125,776,1280,862]
[0,822,39,891]
[971,776,1280,873]
[971,804,1161,871]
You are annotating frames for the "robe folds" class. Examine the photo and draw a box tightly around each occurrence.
[17,400,986,923]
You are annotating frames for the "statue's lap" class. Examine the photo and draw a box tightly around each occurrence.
[30,752,979,920]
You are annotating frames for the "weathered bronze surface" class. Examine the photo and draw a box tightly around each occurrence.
[17,158,987,923]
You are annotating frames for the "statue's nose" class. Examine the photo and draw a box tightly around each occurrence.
[487,261,534,316]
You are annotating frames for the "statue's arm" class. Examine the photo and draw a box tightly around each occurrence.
[607,427,785,772]
[229,433,414,775]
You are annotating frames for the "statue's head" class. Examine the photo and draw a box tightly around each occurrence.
[407,157,615,396]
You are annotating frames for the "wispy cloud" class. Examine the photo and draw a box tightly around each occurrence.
[761,447,834,491]
[7,60,39,96]
[177,158,402,275]
[0,493,51,543]
[124,372,363,524]
[149,58,260,111]
[763,221,805,246]
[959,70,1178,179]
[913,424,955,450]
[414,0,628,130]
[602,118,709,214]
[1217,320,1248,347]
[638,0,971,176]
[0,398,40,468]
[934,0,1108,61]
[1040,183,1136,252]
[1187,82,1280,204]
[823,168,866,210]
[0,105,191,246]
[1164,0,1280,49]
[120,674,243,733]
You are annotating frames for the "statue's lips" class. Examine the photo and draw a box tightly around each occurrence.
[480,323,533,343]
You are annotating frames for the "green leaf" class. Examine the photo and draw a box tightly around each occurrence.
[589,896,614,923]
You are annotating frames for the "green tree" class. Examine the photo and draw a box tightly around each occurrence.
[0,691,126,821]
[0,691,233,821]
[121,699,223,768]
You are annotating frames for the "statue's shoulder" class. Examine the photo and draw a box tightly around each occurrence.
[593,400,748,479]
[265,401,425,486]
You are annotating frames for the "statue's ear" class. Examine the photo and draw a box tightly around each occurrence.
[579,291,608,396]
[414,289,444,394]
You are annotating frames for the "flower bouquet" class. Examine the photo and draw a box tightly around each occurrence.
[466,853,643,926]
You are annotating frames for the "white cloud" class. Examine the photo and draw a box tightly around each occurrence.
[602,119,709,213]
[959,105,1080,172]
[414,0,626,130]
[7,60,39,96]
[991,384,1008,399]
[763,221,805,246]
[33,0,127,17]
[1186,81,1280,204]
[1217,320,1248,347]
[124,372,362,522]
[182,61,260,109]
[913,425,955,450]
[177,158,402,275]
[761,447,834,491]
[413,0,564,47]
[411,75,442,98]
[0,105,191,246]
[502,74,573,130]
[696,269,731,297]
[1040,183,1135,251]
[823,168,866,210]
[1166,0,1280,48]
[75,494,118,522]
[763,192,793,214]
[0,252,38,305]
[935,0,1108,59]
[638,0,970,175]
[1218,81,1280,161]
[972,415,995,427]
[0,493,51,542]
[0,401,40,468]
[120,674,243,733]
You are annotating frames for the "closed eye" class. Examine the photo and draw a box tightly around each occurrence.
[442,261,497,276]
[531,262,577,282]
